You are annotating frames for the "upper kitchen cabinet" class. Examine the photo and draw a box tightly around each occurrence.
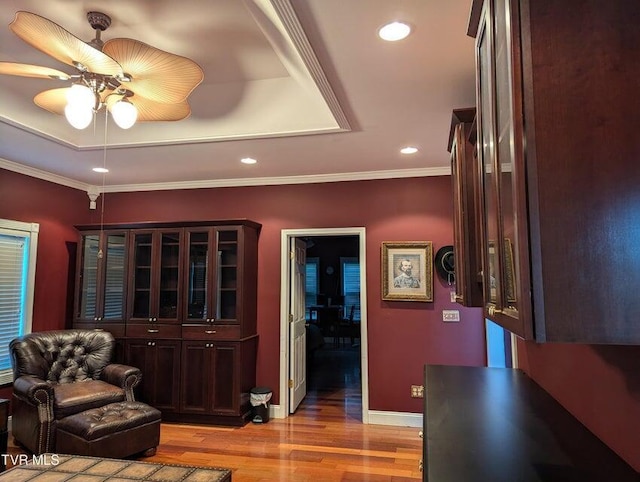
[468,0,640,343]
[448,108,483,308]
[74,230,128,337]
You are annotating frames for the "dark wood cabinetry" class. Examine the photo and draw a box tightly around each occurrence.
[74,220,261,425]
[125,338,181,412]
[180,337,257,425]
[448,108,483,308]
[464,0,640,343]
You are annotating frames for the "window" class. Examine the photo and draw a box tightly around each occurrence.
[341,257,360,321]
[305,257,319,318]
[0,219,38,385]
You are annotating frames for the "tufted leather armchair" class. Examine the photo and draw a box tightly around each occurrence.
[9,329,142,455]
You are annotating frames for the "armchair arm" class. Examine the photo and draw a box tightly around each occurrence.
[100,364,142,401]
[13,375,54,405]
[12,376,55,455]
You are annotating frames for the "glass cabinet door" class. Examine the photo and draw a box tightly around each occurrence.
[77,232,127,322]
[102,233,127,320]
[494,0,519,321]
[131,232,153,320]
[130,230,181,322]
[215,229,239,322]
[476,0,530,338]
[185,230,210,321]
[78,234,100,320]
[476,4,503,311]
[158,232,181,321]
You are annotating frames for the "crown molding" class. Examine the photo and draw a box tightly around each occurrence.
[2,158,451,194]
[0,158,91,191]
[99,167,451,193]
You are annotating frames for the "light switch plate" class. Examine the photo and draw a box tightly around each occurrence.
[442,310,460,322]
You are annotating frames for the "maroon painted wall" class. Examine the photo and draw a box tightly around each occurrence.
[88,176,487,413]
[3,168,638,470]
[0,169,91,401]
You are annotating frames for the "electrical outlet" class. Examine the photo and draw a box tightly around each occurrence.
[411,385,424,398]
[442,310,460,322]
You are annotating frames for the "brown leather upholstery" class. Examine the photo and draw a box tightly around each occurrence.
[9,329,142,455]
[56,402,161,459]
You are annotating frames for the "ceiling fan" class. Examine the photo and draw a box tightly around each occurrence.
[0,10,204,129]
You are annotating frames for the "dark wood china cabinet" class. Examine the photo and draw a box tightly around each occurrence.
[466,0,640,343]
[74,220,260,425]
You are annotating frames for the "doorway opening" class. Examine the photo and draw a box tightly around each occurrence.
[279,227,369,423]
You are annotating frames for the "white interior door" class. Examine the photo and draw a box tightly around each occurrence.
[289,237,307,413]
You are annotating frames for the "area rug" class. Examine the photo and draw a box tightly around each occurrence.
[0,454,232,481]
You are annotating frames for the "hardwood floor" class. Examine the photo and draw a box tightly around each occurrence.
[148,345,423,481]
[7,346,424,481]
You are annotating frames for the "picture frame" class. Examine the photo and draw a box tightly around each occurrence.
[381,241,433,302]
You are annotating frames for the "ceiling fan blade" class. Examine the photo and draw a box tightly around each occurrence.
[106,92,192,122]
[33,87,69,115]
[10,11,123,76]
[0,62,70,80]
[103,38,203,103]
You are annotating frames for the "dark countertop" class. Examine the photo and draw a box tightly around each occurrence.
[423,365,639,482]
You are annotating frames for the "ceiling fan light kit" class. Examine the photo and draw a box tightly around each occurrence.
[0,10,204,130]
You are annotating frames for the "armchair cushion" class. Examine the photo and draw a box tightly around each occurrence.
[53,380,126,419]
[11,330,114,383]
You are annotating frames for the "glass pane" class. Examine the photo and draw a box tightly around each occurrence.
[132,234,152,318]
[159,232,180,319]
[187,231,208,320]
[215,230,238,321]
[494,0,518,311]
[103,234,126,319]
[478,20,500,305]
[79,235,99,319]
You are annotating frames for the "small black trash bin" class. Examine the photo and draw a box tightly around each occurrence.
[250,387,272,423]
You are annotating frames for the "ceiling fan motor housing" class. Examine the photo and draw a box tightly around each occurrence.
[87,12,111,31]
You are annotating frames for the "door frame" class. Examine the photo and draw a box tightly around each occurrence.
[277,227,369,422]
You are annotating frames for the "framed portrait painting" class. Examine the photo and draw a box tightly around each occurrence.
[381,241,433,302]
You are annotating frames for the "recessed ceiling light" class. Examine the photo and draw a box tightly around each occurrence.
[400,146,419,154]
[93,167,109,173]
[241,157,257,164]
[378,21,412,41]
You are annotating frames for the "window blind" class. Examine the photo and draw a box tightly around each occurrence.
[0,220,38,385]
[305,257,319,308]
[341,257,360,321]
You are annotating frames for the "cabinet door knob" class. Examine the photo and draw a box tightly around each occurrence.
[418,431,423,439]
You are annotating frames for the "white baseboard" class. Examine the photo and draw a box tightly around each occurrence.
[367,410,423,427]
[268,405,422,428]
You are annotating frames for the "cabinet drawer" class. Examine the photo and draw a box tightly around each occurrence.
[182,324,240,340]
[127,323,182,339]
